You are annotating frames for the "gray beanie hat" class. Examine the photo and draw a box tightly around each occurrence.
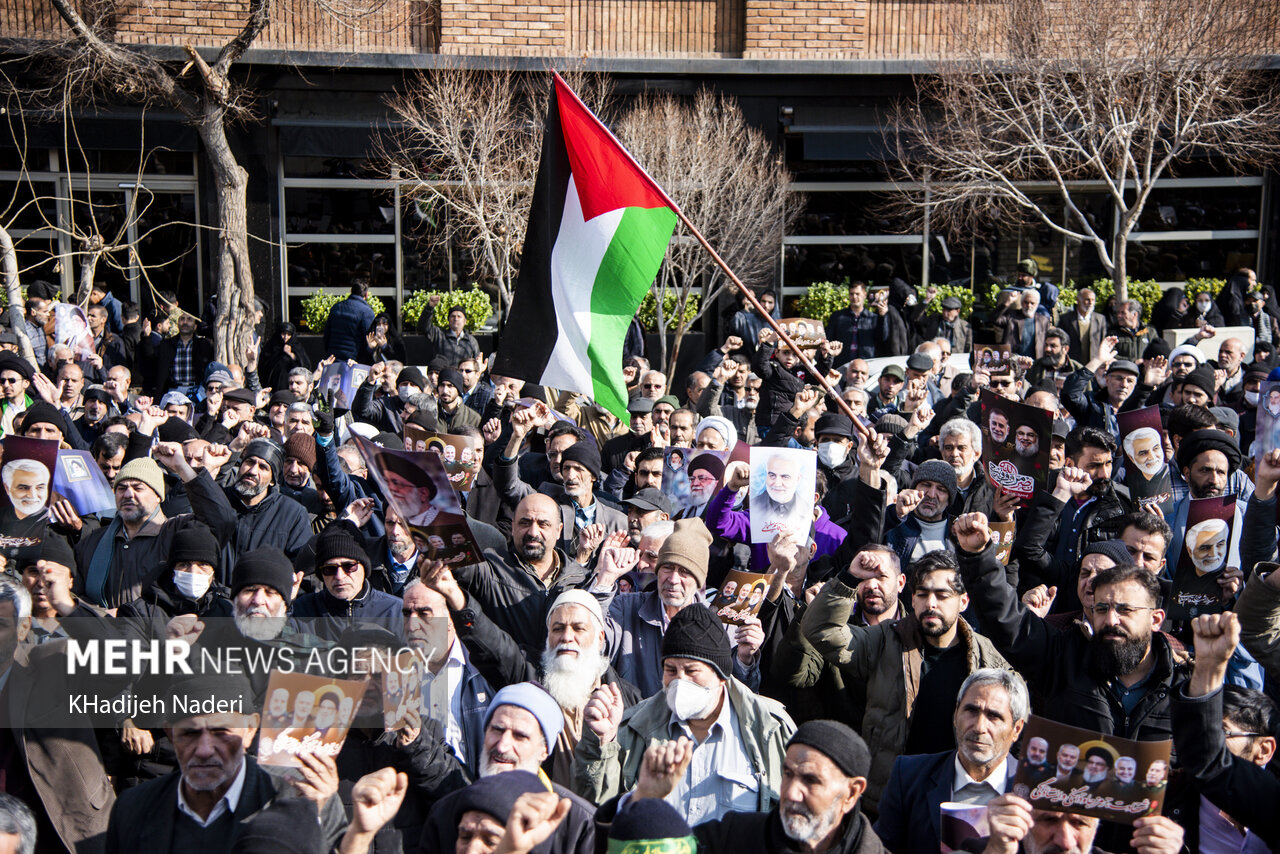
[912,459,958,499]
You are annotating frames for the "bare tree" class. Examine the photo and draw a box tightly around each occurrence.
[617,88,797,374]
[892,0,1280,302]
[384,66,612,322]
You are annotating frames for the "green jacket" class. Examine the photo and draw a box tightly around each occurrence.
[801,575,1012,815]
[572,676,795,810]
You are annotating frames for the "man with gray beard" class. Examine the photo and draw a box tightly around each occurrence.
[420,561,641,788]
[619,719,886,854]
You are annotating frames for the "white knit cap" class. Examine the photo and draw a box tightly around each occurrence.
[545,589,606,631]
[1169,344,1204,364]
[695,416,738,452]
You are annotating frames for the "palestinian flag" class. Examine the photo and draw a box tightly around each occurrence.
[493,73,678,420]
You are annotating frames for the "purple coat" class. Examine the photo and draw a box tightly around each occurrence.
[704,486,847,571]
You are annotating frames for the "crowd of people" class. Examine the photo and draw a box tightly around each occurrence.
[0,269,1276,854]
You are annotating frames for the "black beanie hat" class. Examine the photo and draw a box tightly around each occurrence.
[314,524,370,572]
[1179,364,1216,401]
[372,432,406,450]
[157,415,198,444]
[243,439,283,487]
[1082,539,1133,568]
[231,547,295,604]
[20,401,66,438]
[661,604,733,679]
[21,535,76,571]
[559,441,602,483]
[788,719,872,779]
[396,366,427,390]
[610,797,694,844]
[452,770,546,827]
[170,524,220,567]
[268,390,297,408]
[1142,337,1172,361]
[438,368,465,392]
[379,452,436,491]
[233,797,322,854]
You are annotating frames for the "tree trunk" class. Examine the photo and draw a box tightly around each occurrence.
[666,322,684,379]
[1113,236,1129,305]
[199,106,255,366]
[0,226,37,366]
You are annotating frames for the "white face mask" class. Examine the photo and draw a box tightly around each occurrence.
[397,385,412,402]
[665,678,716,721]
[817,441,848,468]
[1196,300,1212,313]
[1246,390,1260,406]
[173,570,211,600]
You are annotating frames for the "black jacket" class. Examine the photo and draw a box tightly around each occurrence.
[151,334,215,397]
[352,379,406,432]
[1170,686,1280,852]
[1011,482,1129,609]
[751,340,831,431]
[289,580,406,642]
[187,480,314,580]
[958,541,1190,742]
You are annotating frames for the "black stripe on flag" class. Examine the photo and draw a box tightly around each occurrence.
[492,90,571,383]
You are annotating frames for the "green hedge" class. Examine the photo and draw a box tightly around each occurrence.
[403,286,492,331]
[300,292,387,333]
[638,290,700,333]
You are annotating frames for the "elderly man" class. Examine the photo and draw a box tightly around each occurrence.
[639,371,668,400]
[999,289,1049,358]
[105,671,348,852]
[1063,349,1145,433]
[885,459,958,565]
[279,432,325,517]
[802,549,1010,815]
[419,684,597,854]
[605,518,758,697]
[421,566,642,786]
[876,669,1029,854]
[607,719,876,854]
[575,603,795,823]
[75,454,228,608]
[289,523,403,642]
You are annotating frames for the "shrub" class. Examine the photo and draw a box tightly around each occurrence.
[404,286,492,331]
[1058,279,1161,323]
[915,283,977,319]
[793,281,847,324]
[638,290,699,333]
[1185,278,1226,299]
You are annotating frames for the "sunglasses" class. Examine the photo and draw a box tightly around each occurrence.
[320,561,361,577]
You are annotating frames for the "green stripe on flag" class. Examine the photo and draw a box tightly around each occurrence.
[588,205,677,418]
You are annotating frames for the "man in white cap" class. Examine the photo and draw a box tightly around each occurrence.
[420,563,643,787]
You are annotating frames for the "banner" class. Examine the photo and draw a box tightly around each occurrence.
[1255,380,1280,460]
[979,389,1052,499]
[748,446,817,544]
[709,570,773,625]
[54,449,114,516]
[990,520,1016,566]
[1012,715,1170,824]
[0,436,58,561]
[774,317,827,348]
[319,362,371,410]
[972,341,1012,374]
[354,435,483,566]
[258,671,368,767]
[1168,495,1237,620]
[1116,406,1173,516]
[403,427,483,492]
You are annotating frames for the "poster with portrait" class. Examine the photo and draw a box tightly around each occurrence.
[971,341,1012,374]
[979,389,1052,499]
[940,803,989,853]
[1254,381,1280,460]
[402,428,483,492]
[353,435,483,566]
[382,655,425,732]
[990,520,1016,566]
[53,302,94,361]
[319,361,371,410]
[710,570,773,625]
[1116,407,1173,516]
[258,671,369,768]
[775,317,827,348]
[661,448,727,517]
[1012,716,1170,824]
[0,436,58,561]
[54,449,113,516]
[1168,495,1237,620]
[748,446,817,544]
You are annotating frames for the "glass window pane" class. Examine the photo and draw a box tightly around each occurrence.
[0,180,58,231]
[1135,185,1260,232]
[286,243,398,326]
[285,188,395,235]
[1126,238,1257,281]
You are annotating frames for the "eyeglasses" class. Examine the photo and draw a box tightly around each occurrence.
[0,377,20,385]
[1224,730,1267,739]
[1089,602,1154,617]
[320,561,362,577]
[642,383,664,390]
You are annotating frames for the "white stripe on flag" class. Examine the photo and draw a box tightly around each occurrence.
[544,175,624,397]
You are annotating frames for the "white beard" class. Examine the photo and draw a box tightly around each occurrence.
[540,644,608,711]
